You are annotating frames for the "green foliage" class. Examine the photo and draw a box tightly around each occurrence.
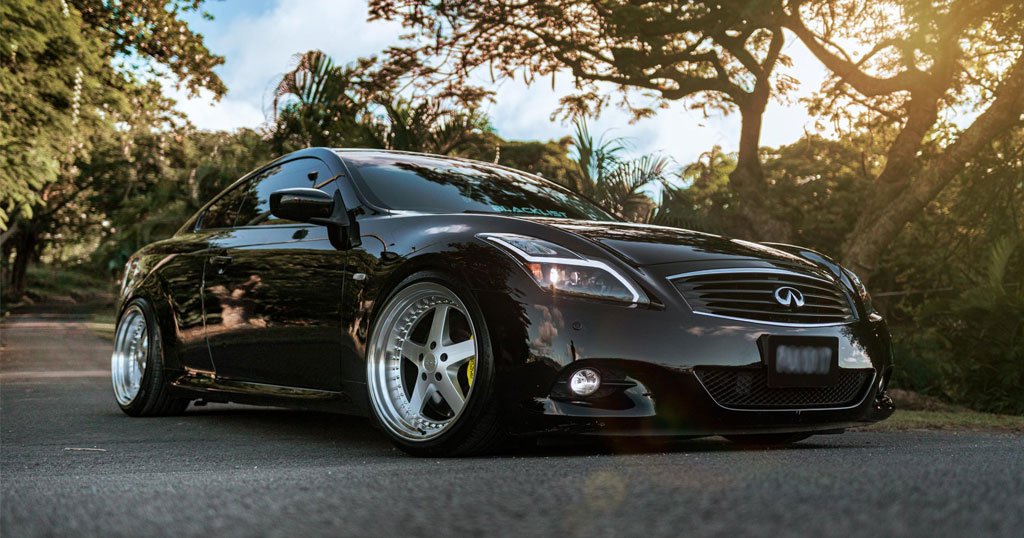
[363,97,491,155]
[1,0,105,224]
[569,119,668,222]
[22,264,114,300]
[492,137,579,186]
[650,146,738,233]
[0,0,225,229]
[897,238,1024,415]
[92,129,271,273]
[651,136,874,254]
[270,50,368,152]
[759,136,875,255]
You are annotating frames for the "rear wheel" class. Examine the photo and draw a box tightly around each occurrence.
[112,298,189,416]
[724,433,812,446]
[366,272,504,456]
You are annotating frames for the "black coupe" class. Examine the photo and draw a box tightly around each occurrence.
[112,147,895,456]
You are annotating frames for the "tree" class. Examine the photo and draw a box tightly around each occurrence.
[569,120,669,221]
[368,0,795,238]
[270,50,370,152]
[488,136,580,187]
[1,0,225,299]
[783,0,1024,278]
[650,146,738,232]
[91,129,271,273]
[363,96,492,154]
[269,50,492,156]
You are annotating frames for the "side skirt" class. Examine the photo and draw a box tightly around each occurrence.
[170,370,362,414]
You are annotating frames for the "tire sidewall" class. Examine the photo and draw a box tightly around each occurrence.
[366,270,498,454]
[114,297,164,415]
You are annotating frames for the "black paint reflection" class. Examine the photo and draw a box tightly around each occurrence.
[203,229,345,390]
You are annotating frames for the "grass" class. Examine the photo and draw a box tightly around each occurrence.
[862,409,1024,433]
[24,265,115,300]
[85,311,117,341]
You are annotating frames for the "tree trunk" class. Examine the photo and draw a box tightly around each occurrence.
[841,54,1024,281]
[7,226,37,301]
[729,100,793,243]
[0,220,19,247]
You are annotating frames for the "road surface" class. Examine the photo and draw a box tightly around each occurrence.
[2,309,1022,537]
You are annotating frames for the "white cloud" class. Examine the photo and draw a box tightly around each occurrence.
[169,87,264,131]
[169,2,830,166]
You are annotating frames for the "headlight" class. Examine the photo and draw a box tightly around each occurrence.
[479,233,648,304]
[843,268,875,313]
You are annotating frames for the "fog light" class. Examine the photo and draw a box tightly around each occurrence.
[569,368,601,396]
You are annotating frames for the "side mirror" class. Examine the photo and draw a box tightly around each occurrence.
[269,188,333,222]
[270,188,361,250]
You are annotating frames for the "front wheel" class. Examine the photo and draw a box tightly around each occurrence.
[366,272,504,456]
[112,298,189,416]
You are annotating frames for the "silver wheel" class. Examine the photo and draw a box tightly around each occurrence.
[367,281,478,441]
[112,305,148,406]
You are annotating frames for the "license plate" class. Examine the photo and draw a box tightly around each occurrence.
[764,336,839,388]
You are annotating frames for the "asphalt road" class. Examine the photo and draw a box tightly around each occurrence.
[2,310,1023,538]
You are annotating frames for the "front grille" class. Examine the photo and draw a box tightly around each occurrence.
[694,367,873,409]
[672,269,856,325]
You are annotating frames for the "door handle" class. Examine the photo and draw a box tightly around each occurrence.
[211,255,233,266]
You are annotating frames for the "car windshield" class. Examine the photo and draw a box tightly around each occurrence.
[337,151,616,221]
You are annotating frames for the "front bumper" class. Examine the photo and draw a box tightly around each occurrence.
[473,257,897,437]
[510,362,895,437]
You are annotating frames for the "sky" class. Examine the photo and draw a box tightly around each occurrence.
[169,0,832,167]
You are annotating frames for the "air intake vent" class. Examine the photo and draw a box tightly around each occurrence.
[671,269,856,325]
[695,367,873,409]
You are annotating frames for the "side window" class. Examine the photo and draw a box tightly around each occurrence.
[233,158,332,226]
[197,180,250,230]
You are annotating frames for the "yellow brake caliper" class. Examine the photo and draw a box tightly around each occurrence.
[466,335,475,387]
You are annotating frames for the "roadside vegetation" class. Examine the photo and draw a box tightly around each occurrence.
[864,390,1024,432]
[2,1,1021,416]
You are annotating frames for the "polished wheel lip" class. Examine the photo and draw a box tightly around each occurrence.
[367,281,478,442]
[111,305,148,406]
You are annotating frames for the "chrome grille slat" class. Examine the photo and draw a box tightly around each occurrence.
[686,280,840,294]
[671,269,856,325]
[702,297,846,308]
[696,289,845,303]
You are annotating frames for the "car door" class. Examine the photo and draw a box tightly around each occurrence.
[202,157,346,390]
[169,178,257,377]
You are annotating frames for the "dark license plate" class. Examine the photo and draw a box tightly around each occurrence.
[765,336,839,388]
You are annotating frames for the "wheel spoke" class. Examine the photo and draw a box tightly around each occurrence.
[436,370,466,414]
[443,339,475,367]
[401,339,427,363]
[428,304,450,345]
[407,376,435,415]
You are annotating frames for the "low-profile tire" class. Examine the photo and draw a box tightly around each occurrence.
[112,298,190,417]
[724,433,813,446]
[366,271,505,457]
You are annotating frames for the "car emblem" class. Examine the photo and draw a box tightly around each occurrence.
[774,286,805,308]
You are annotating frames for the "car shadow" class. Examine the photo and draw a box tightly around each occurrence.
[173,403,864,458]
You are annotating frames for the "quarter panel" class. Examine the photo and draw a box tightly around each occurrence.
[120,234,216,375]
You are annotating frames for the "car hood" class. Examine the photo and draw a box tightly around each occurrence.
[527,218,814,267]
